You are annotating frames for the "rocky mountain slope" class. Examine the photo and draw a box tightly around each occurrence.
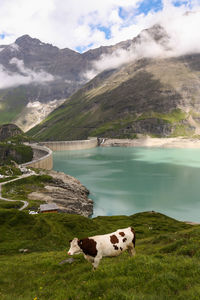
[28,53,200,140]
[0,25,169,132]
[0,124,22,141]
[2,23,200,138]
[28,170,93,217]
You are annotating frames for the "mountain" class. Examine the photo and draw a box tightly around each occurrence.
[27,51,200,141]
[2,23,200,139]
[0,35,82,131]
[0,25,168,132]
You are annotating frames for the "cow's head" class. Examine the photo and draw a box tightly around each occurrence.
[67,238,82,255]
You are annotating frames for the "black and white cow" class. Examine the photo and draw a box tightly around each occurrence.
[67,226,136,269]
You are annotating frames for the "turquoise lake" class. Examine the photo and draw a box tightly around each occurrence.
[53,147,200,222]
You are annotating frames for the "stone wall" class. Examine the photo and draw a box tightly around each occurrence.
[21,144,53,170]
[40,138,98,151]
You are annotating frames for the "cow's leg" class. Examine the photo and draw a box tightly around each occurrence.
[92,256,102,270]
[127,245,136,256]
[84,254,94,263]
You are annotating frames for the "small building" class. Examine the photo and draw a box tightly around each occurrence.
[39,203,59,213]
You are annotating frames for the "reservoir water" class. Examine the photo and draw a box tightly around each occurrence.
[53,147,200,222]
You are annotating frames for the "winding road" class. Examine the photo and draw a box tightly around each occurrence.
[0,172,36,211]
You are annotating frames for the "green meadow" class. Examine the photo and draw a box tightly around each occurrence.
[1,208,200,300]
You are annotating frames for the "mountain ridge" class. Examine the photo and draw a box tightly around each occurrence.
[28,53,200,140]
[0,29,145,131]
[1,23,200,138]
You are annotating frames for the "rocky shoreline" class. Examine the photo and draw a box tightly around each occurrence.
[28,170,93,217]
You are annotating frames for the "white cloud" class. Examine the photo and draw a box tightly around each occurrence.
[83,5,200,80]
[0,57,54,89]
[0,0,199,54]
[0,0,200,66]
[84,29,169,80]
[0,0,141,50]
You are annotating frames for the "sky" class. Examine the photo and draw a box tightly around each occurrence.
[0,0,200,53]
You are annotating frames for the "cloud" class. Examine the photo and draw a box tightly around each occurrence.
[0,0,200,81]
[0,57,54,89]
[84,6,200,80]
[0,0,199,55]
[0,0,141,50]
[84,28,170,79]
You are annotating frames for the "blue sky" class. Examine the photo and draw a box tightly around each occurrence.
[0,0,200,52]
[136,0,163,15]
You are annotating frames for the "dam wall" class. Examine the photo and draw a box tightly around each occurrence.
[21,138,98,170]
[40,138,98,151]
[21,144,53,170]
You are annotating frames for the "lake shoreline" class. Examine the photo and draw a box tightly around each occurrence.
[101,137,200,148]
[53,140,200,223]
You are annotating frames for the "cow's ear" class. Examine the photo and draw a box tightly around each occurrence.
[69,239,72,243]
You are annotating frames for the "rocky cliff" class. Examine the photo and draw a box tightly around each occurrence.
[0,124,22,141]
[28,170,93,217]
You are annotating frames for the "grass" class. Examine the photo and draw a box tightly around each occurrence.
[1,209,200,299]
[26,199,46,211]
[170,124,195,137]
[0,176,17,183]
[0,143,33,165]
[0,87,28,125]
[0,200,23,209]
[5,134,36,144]
[137,109,187,124]
[0,165,22,176]
[90,109,187,138]
[1,175,53,209]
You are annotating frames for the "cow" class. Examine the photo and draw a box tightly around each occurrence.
[67,226,136,270]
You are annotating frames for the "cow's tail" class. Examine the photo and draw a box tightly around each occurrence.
[131,227,136,248]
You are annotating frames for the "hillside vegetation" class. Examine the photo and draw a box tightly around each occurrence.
[0,143,33,165]
[28,55,200,141]
[1,209,200,299]
[0,124,34,165]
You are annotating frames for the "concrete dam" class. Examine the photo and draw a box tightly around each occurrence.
[22,138,98,170]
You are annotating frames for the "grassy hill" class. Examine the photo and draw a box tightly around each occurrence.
[0,88,29,125]
[28,55,200,141]
[1,208,200,299]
